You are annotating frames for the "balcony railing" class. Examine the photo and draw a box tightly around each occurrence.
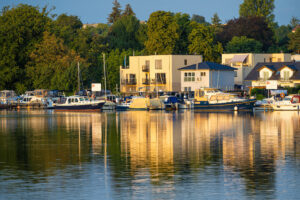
[280,78,292,83]
[121,79,137,85]
[151,78,166,84]
[142,65,149,72]
[142,78,150,85]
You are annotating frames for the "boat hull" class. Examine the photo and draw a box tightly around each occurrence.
[194,99,256,111]
[54,102,105,111]
[272,104,300,111]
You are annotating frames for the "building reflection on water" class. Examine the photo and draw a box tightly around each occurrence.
[0,110,300,198]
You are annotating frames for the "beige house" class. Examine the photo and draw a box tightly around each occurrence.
[245,62,300,88]
[120,55,202,93]
[179,62,236,91]
[222,53,291,87]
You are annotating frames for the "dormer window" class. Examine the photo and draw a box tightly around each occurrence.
[263,71,269,80]
[283,71,290,80]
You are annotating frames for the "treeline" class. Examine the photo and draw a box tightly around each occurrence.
[0,0,299,94]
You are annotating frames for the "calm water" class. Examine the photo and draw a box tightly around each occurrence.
[0,110,299,200]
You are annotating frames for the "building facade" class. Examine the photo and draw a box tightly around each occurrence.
[245,62,300,88]
[222,53,291,87]
[179,62,236,91]
[120,55,202,93]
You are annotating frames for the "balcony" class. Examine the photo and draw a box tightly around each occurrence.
[142,78,150,85]
[280,78,292,83]
[142,65,149,72]
[151,78,166,84]
[121,79,137,85]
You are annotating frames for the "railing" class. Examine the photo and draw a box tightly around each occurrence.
[151,78,166,84]
[121,79,137,85]
[142,78,150,85]
[142,65,149,72]
[280,78,292,83]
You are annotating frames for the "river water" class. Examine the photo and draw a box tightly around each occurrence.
[0,110,299,200]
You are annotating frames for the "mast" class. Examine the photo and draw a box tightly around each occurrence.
[103,53,107,99]
[77,62,80,92]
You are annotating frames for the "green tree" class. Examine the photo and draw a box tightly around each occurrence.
[52,14,82,47]
[145,11,179,54]
[239,0,275,26]
[0,4,51,92]
[188,21,223,62]
[211,13,221,25]
[269,25,292,52]
[288,28,300,54]
[226,36,263,53]
[216,17,274,51]
[174,13,191,54]
[107,0,122,24]
[122,4,135,17]
[108,15,142,50]
[26,32,85,92]
[290,17,300,28]
[191,14,209,25]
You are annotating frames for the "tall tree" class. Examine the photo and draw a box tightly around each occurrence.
[216,17,274,51]
[145,11,179,54]
[226,36,263,53]
[211,13,221,25]
[239,0,275,26]
[188,21,223,62]
[290,17,300,28]
[0,4,51,92]
[108,15,142,50]
[26,32,85,91]
[191,14,209,25]
[122,4,135,17]
[52,14,82,48]
[174,13,191,54]
[107,0,122,24]
[288,28,300,54]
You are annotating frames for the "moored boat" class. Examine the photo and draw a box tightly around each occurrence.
[271,95,300,111]
[193,88,256,111]
[54,96,105,111]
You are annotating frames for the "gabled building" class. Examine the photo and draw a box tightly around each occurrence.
[245,62,300,88]
[120,55,202,93]
[222,53,291,88]
[178,62,236,91]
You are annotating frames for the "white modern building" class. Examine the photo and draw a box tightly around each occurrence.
[178,62,236,91]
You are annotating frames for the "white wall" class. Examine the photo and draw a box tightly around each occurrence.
[259,68,273,79]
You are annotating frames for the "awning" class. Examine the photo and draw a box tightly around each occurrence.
[231,55,248,63]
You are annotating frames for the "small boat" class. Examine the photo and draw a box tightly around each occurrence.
[254,97,275,111]
[54,96,105,111]
[162,96,179,111]
[271,95,300,111]
[193,88,256,111]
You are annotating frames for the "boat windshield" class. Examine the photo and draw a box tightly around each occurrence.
[80,98,85,101]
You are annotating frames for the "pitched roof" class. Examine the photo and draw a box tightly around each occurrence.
[178,62,236,71]
[245,62,300,80]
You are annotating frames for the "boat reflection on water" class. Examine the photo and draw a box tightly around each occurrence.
[0,110,299,199]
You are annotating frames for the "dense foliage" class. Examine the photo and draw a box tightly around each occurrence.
[0,0,298,94]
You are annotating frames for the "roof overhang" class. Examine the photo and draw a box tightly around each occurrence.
[231,55,248,63]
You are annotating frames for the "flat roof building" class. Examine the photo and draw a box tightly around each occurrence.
[120,55,202,94]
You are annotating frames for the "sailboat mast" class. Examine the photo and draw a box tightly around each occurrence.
[77,62,80,92]
[103,53,107,99]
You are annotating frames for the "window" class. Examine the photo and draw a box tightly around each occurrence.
[278,58,282,62]
[184,72,195,82]
[75,98,79,103]
[155,73,166,84]
[155,60,162,69]
[184,59,187,65]
[200,72,206,76]
[263,71,269,80]
[284,71,290,80]
[234,71,237,77]
[184,87,191,91]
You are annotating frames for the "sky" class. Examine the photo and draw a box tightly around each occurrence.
[1,0,299,25]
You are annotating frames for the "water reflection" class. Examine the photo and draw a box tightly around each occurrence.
[0,110,299,199]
